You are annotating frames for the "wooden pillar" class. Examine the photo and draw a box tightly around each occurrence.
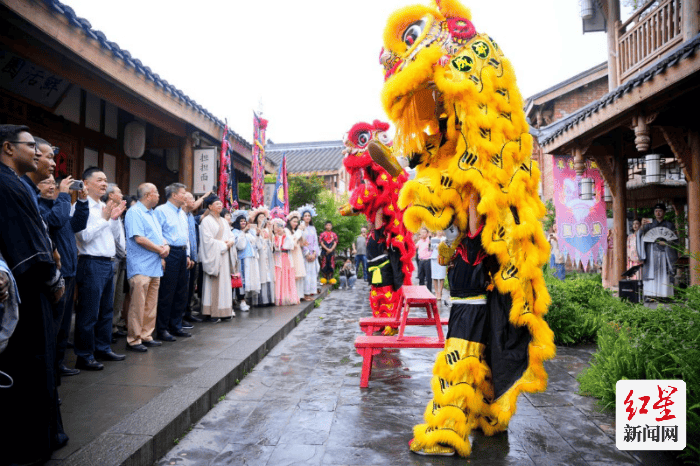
[180,135,194,189]
[613,153,628,283]
[688,131,700,286]
[607,0,621,90]
[683,0,700,40]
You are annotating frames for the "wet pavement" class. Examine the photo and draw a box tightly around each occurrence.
[49,288,329,465]
[157,280,682,466]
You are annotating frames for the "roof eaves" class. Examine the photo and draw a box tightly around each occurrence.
[41,0,250,147]
[539,33,700,147]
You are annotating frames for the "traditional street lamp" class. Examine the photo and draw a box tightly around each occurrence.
[580,177,594,200]
[603,182,612,202]
[644,153,661,183]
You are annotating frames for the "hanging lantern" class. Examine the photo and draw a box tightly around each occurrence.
[165,148,180,172]
[580,177,594,200]
[580,0,595,19]
[603,182,612,202]
[644,153,661,183]
[124,122,146,159]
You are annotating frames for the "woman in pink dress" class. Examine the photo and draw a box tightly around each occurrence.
[272,219,299,306]
[626,218,643,280]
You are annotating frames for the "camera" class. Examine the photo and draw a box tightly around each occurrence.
[69,180,84,191]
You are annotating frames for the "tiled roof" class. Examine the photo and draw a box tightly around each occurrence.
[41,0,249,148]
[525,61,607,105]
[266,141,345,174]
[539,33,700,147]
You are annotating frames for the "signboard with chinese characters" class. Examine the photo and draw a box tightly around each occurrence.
[552,155,608,269]
[0,51,71,108]
[616,379,686,450]
[193,147,217,195]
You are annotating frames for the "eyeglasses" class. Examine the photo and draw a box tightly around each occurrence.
[8,141,38,150]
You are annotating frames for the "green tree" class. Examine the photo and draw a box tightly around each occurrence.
[542,199,556,232]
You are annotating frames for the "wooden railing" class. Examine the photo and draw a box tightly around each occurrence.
[616,0,683,82]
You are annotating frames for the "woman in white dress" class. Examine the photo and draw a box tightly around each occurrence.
[285,210,307,300]
[298,204,320,301]
[232,211,260,311]
[250,206,275,307]
[198,196,239,321]
[430,231,447,300]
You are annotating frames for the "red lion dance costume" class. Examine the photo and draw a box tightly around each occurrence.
[341,120,416,335]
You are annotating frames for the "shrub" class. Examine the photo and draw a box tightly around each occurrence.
[577,285,700,464]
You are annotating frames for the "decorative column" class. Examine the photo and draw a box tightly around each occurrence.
[683,0,700,41]
[613,150,628,283]
[688,131,700,286]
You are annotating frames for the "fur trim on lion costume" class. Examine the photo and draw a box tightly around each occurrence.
[377,0,555,457]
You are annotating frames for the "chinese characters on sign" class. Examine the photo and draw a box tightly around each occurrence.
[0,51,71,107]
[616,380,686,450]
[193,148,217,195]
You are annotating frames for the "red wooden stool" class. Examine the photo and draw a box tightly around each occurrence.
[354,286,446,387]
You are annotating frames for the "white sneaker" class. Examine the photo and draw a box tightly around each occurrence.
[239,301,250,311]
[351,286,356,290]
[231,310,236,317]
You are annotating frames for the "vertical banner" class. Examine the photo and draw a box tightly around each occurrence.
[552,155,608,269]
[218,125,231,208]
[270,153,289,214]
[252,112,268,207]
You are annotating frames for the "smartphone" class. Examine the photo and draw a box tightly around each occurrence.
[69,180,84,191]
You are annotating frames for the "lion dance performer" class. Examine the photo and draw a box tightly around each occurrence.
[340,120,416,336]
[370,0,556,456]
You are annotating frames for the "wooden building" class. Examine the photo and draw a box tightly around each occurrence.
[537,0,700,286]
[267,140,350,196]
[0,0,271,197]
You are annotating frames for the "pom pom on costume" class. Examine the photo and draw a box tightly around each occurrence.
[378,0,555,457]
[341,120,416,329]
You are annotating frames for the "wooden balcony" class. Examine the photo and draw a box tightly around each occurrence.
[616,0,683,82]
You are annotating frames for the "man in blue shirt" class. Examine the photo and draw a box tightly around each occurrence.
[37,169,90,377]
[154,183,194,341]
[124,183,168,352]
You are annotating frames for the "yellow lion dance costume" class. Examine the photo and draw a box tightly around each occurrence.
[373,0,556,457]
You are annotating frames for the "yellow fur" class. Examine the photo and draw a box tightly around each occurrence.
[381,0,555,458]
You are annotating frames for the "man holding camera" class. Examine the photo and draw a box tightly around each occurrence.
[34,141,90,377]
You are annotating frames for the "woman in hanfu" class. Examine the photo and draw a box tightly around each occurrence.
[626,218,643,280]
[285,210,307,300]
[198,195,239,321]
[299,204,320,301]
[232,212,260,312]
[272,218,299,305]
[250,206,275,307]
[319,221,338,283]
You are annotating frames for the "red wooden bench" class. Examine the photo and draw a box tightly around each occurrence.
[354,285,446,387]
[358,316,448,336]
[355,336,445,388]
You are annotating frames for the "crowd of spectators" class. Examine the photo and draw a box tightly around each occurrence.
[0,124,338,464]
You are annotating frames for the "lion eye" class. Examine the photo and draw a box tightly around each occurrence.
[357,131,370,146]
[402,20,425,47]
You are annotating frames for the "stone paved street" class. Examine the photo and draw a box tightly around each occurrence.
[157,281,681,466]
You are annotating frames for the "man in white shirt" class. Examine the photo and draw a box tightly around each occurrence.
[73,167,126,370]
